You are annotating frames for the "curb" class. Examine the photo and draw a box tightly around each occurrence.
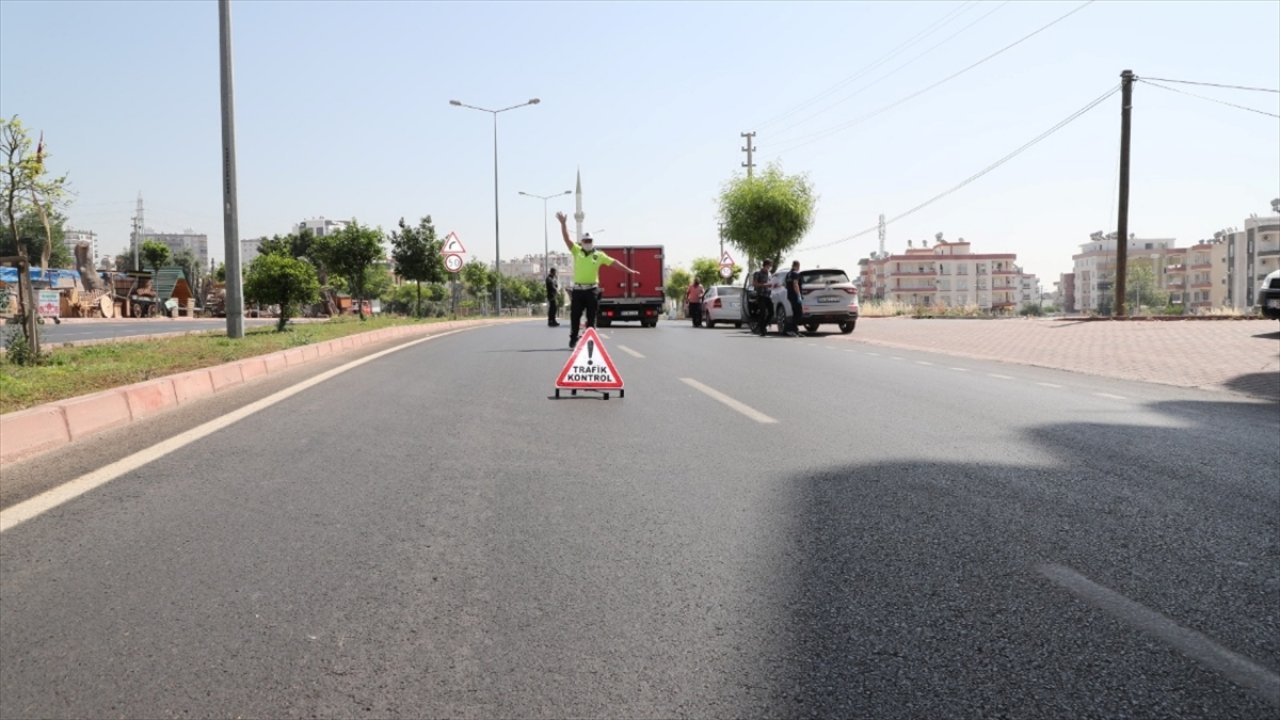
[0,318,524,467]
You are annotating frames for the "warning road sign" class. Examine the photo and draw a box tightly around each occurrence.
[719,250,735,267]
[442,232,466,255]
[555,327,624,390]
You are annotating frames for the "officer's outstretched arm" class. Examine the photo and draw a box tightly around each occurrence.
[555,212,573,251]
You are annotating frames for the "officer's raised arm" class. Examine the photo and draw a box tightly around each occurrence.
[556,211,573,251]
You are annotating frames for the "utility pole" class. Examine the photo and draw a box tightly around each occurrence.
[1115,69,1134,318]
[740,132,756,178]
[218,0,244,338]
[132,193,144,271]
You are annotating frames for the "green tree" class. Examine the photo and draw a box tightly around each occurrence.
[1126,261,1168,314]
[666,268,692,309]
[690,256,742,288]
[213,262,226,282]
[718,162,816,268]
[141,239,170,277]
[0,210,72,269]
[243,253,320,331]
[389,216,445,317]
[1,115,69,360]
[255,234,291,258]
[311,221,385,320]
[460,257,494,308]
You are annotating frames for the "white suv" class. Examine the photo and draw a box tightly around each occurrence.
[770,268,859,334]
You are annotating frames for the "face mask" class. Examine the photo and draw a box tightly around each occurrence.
[582,244,594,253]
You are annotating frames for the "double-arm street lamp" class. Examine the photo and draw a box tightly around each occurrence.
[449,97,540,314]
[517,190,571,276]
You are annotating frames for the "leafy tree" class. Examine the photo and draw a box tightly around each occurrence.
[243,253,320,331]
[666,268,692,308]
[460,257,494,307]
[362,261,394,302]
[718,162,816,268]
[255,234,291,258]
[0,210,71,269]
[690,256,741,288]
[141,239,170,277]
[213,262,226,282]
[2,115,69,360]
[1126,261,1168,313]
[389,215,445,317]
[311,221,384,320]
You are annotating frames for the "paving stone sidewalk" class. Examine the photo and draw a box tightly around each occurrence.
[840,317,1280,401]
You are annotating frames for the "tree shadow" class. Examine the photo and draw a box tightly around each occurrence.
[1222,372,1280,402]
[758,399,1279,718]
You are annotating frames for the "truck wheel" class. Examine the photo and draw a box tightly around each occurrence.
[839,320,856,334]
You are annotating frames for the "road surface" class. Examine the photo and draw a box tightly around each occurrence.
[2,321,1276,718]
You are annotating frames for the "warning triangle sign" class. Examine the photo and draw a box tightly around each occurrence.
[720,250,735,267]
[555,327,624,389]
[442,232,466,255]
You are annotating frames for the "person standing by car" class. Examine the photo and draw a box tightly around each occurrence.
[785,260,804,336]
[686,277,705,327]
[545,267,560,327]
[751,259,774,335]
[556,211,638,349]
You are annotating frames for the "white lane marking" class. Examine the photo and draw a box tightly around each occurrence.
[1094,392,1128,400]
[950,367,969,372]
[916,360,934,366]
[988,373,1014,380]
[1037,382,1064,389]
[890,356,904,361]
[1039,563,1280,707]
[617,344,645,359]
[0,330,466,534]
[865,352,881,356]
[680,378,778,424]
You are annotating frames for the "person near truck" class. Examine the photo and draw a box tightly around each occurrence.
[685,277,705,326]
[785,260,804,337]
[751,259,774,335]
[556,211,638,349]
[545,267,560,327]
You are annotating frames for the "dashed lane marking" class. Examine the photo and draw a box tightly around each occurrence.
[617,345,645,359]
[1037,382,1064,389]
[988,373,1014,380]
[680,378,778,424]
[1093,392,1128,400]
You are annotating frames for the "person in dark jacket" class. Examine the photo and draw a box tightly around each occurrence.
[546,267,560,326]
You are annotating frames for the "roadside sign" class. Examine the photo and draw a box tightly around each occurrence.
[719,265,733,280]
[442,232,466,255]
[555,327,624,391]
[719,250,735,267]
[444,253,464,273]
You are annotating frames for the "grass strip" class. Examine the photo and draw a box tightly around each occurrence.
[0,317,440,414]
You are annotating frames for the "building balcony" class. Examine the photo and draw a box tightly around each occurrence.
[1258,247,1280,257]
[1190,263,1212,270]
[889,271,937,277]
[890,286,937,293]
[1190,282,1212,289]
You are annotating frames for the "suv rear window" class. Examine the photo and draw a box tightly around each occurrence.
[801,270,850,285]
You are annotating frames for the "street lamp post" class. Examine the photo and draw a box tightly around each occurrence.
[450,97,540,315]
[518,190,571,277]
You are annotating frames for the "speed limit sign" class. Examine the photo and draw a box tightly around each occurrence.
[444,253,463,273]
[719,266,733,279]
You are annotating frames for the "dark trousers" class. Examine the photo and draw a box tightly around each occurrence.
[689,302,702,325]
[570,287,598,343]
[787,295,802,332]
[547,295,558,325]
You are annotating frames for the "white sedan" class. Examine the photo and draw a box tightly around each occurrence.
[702,285,745,328]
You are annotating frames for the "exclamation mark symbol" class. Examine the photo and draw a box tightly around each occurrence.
[586,340,595,365]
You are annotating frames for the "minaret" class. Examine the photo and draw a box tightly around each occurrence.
[573,168,585,242]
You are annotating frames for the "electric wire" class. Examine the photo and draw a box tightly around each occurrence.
[1136,77,1278,94]
[768,0,1095,156]
[1137,78,1280,119]
[800,83,1121,252]
[755,1,980,131]
[767,1,1010,141]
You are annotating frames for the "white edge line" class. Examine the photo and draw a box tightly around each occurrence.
[0,330,464,534]
[988,373,1014,379]
[1039,563,1280,707]
[1037,382,1064,388]
[617,344,645,359]
[680,378,777,424]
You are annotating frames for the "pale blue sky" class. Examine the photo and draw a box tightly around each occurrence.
[2,0,1277,284]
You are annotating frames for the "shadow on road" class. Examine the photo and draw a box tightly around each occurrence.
[1222,372,1280,402]
[764,398,1278,717]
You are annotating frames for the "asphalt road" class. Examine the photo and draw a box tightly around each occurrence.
[7,318,280,346]
[2,320,1277,718]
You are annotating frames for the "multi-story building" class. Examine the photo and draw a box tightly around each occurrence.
[138,230,209,269]
[857,236,1036,312]
[1072,232,1179,313]
[1210,204,1280,312]
[241,237,265,266]
[294,217,348,238]
[63,229,98,266]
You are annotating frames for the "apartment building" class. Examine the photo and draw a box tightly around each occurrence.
[293,217,349,238]
[1072,232,1179,313]
[858,236,1036,312]
[138,230,209,269]
[1210,206,1280,312]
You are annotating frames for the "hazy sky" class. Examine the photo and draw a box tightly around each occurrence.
[2,0,1277,283]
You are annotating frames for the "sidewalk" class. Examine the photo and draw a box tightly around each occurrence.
[841,317,1280,401]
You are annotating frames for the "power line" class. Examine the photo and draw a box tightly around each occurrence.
[801,84,1121,252]
[767,1,1010,141]
[1137,77,1279,94]
[755,1,980,131]
[1137,79,1280,119]
[769,0,1095,156]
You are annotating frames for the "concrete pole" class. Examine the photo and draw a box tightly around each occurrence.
[1114,69,1134,318]
[218,0,244,338]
